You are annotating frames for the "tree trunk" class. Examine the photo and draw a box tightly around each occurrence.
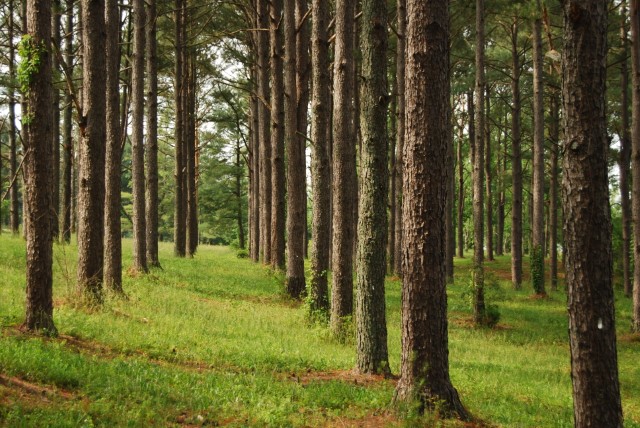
[562,2,623,425]
[388,75,397,274]
[511,16,523,290]
[258,0,271,264]
[296,0,310,262]
[497,113,506,256]
[484,86,493,262]
[23,0,56,333]
[145,0,160,267]
[331,0,357,333]
[104,0,123,291]
[531,3,545,294]
[457,117,464,258]
[620,0,632,298]
[549,91,560,291]
[284,0,305,297]
[270,0,286,270]
[174,0,187,257]
[9,0,20,236]
[309,0,330,314]
[356,0,390,375]
[51,1,61,240]
[77,0,106,300]
[473,0,485,324]
[395,1,468,418]
[186,48,198,256]
[632,0,640,332]
[249,63,260,262]
[236,139,245,249]
[393,0,406,276]
[446,96,455,280]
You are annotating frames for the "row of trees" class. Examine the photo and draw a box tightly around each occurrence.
[0,0,631,423]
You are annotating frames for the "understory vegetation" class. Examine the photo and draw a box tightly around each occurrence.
[0,234,638,427]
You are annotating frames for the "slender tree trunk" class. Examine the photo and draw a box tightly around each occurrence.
[620,0,632,298]
[549,92,560,291]
[309,0,330,314]
[145,0,160,267]
[51,1,61,239]
[446,95,455,280]
[532,2,545,294]
[104,0,123,291]
[9,0,20,235]
[393,0,406,276]
[285,0,305,297]
[484,87,493,262]
[562,2,623,425]
[356,0,390,375]
[497,115,506,256]
[631,0,640,332]
[457,119,464,258]
[186,48,198,256]
[511,16,523,290]
[331,0,357,332]
[388,76,397,274]
[236,139,245,249]
[473,0,486,323]
[257,0,271,264]
[395,0,468,418]
[77,0,106,300]
[270,0,286,270]
[249,63,260,262]
[23,0,56,333]
[296,0,310,262]
[174,0,186,257]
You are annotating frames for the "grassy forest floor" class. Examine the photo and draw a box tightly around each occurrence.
[0,234,638,427]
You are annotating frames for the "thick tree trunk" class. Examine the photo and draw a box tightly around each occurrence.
[393,0,406,276]
[531,4,545,294]
[473,0,486,323]
[270,0,286,271]
[562,2,623,425]
[511,17,523,290]
[356,0,389,375]
[632,0,640,332]
[331,0,357,333]
[145,0,160,267]
[104,0,123,291]
[23,0,56,333]
[174,0,187,257]
[131,0,147,272]
[257,0,271,264]
[186,50,198,256]
[309,0,330,314]
[77,0,106,300]
[395,1,468,418]
[284,0,305,297]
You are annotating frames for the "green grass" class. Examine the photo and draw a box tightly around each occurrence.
[0,235,638,427]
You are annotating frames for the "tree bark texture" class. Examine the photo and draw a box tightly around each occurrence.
[296,0,310,262]
[23,0,56,333]
[511,17,523,290]
[186,47,198,256]
[532,5,545,294]
[270,0,286,270]
[174,0,187,257]
[457,121,464,258]
[484,87,493,262]
[620,0,632,298]
[549,92,560,291]
[284,0,305,298]
[393,0,406,276]
[395,0,467,418]
[562,1,623,426]
[77,0,107,300]
[51,1,61,239]
[9,0,20,235]
[309,0,331,313]
[632,0,640,331]
[131,0,148,272]
[258,0,271,264]
[331,0,357,332]
[355,0,389,375]
[145,0,160,267]
[473,0,486,323]
[104,0,123,291]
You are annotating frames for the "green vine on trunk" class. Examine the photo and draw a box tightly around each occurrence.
[17,34,47,125]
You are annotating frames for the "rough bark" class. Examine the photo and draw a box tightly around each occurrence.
[549,92,560,291]
[296,0,310,262]
[270,0,286,270]
[186,48,198,256]
[473,0,485,323]
[258,0,271,264]
[532,4,545,294]
[388,76,397,274]
[356,0,390,375]
[562,1,623,425]
[309,0,330,314]
[446,96,455,280]
[620,0,632,298]
[331,0,357,332]
[104,0,123,291]
[285,0,305,297]
[51,1,61,239]
[497,115,505,256]
[393,0,406,276]
[250,63,260,262]
[23,0,56,333]
[511,17,523,290]
[145,0,160,267]
[77,0,106,300]
[632,0,640,331]
[484,87,493,262]
[457,120,464,258]
[395,0,468,418]
[174,0,186,257]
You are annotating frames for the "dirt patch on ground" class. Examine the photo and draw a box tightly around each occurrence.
[322,411,400,427]
[618,332,640,344]
[285,369,397,387]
